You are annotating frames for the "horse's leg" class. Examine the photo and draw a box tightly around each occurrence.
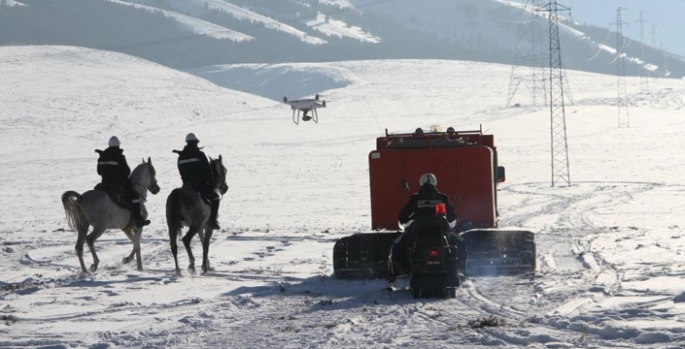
[133,227,143,271]
[197,228,205,269]
[86,227,107,272]
[182,226,200,274]
[169,223,182,274]
[201,227,215,274]
[121,228,136,264]
[75,227,89,274]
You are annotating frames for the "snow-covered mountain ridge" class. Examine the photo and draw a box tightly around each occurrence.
[1,0,683,78]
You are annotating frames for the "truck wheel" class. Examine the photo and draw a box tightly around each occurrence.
[446,288,457,298]
[412,288,422,298]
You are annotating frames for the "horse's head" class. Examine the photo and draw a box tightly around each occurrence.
[132,157,160,195]
[210,155,228,195]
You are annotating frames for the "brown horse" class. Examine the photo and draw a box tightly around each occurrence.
[166,156,228,274]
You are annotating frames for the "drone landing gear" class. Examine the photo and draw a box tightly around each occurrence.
[292,109,319,125]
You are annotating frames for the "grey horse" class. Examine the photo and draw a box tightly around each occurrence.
[166,156,228,274]
[62,158,160,273]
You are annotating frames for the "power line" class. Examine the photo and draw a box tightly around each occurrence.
[611,7,630,128]
[582,30,612,62]
[538,0,571,187]
[0,0,397,66]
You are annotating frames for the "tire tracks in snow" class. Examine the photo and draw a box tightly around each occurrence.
[449,181,670,345]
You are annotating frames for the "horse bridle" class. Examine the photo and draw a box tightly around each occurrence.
[212,160,227,198]
[132,163,160,194]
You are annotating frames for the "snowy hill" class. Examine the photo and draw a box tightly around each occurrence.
[4,0,26,6]
[165,0,328,44]
[1,45,685,348]
[1,0,684,78]
[0,46,273,160]
[105,0,254,41]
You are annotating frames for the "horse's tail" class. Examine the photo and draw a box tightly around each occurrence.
[166,188,183,241]
[62,191,88,233]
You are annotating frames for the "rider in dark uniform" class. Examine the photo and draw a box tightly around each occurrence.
[398,173,457,225]
[96,136,150,227]
[389,173,457,281]
[176,133,221,230]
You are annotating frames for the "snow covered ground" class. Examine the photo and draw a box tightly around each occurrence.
[1,45,685,348]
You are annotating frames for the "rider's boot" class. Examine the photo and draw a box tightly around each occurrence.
[207,199,220,230]
[131,201,151,227]
[387,258,397,283]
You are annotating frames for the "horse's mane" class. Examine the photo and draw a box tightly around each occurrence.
[130,161,152,180]
[210,157,225,169]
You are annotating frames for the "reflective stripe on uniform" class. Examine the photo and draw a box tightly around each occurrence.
[178,158,200,165]
[417,199,443,208]
[98,161,119,166]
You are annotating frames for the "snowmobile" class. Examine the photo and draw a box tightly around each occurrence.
[333,126,536,291]
[391,213,461,298]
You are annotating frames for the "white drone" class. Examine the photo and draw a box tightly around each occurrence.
[283,94,327,125]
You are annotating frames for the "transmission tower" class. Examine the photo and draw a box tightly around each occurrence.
[637,10,648,92]
[661,43,669,78]
[649,25,669,84]
[561,63,574,106]
[612,7,630,128]
[506,0,548,107]
[538,0,571,187]
[650,25,660,83]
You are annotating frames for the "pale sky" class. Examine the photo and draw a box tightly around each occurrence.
[561,0,685,56]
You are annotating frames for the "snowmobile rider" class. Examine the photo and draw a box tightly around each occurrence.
[96,136,151,227]
[389,173,457,281]
[398,173,457,226]
[176,133,221,230]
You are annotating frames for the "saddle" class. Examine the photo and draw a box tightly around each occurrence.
[182,183,213,205]
[94,182,132,209]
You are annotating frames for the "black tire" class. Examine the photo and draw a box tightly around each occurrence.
[412,288,421,298]
[446,288,457,298]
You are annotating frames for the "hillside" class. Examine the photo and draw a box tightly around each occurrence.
[0,45,274,165]
[0,0,683,78]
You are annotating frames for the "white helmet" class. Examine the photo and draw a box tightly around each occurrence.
[108,136,120,147]
[185,133,199,143]
[419,173,437,187]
